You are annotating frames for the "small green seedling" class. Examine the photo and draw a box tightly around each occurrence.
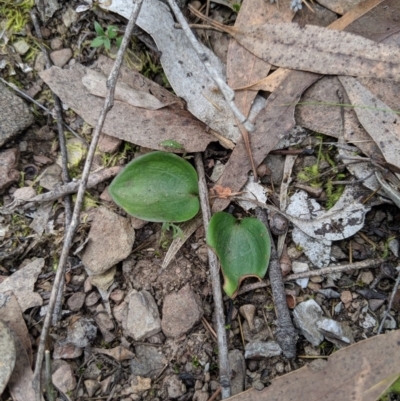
[109,151,199,223]
[91,21,122,50]
[159,139,185,150]
[207,212,271,298]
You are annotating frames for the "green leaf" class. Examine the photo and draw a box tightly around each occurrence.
[116,36,123,49]
[90,37,105,48]
[106,25,118,39]
[94,21,105,36]
[109,151,199,223]
[159,139,185,150]
[103,37,111,50]
[207,212,271,298]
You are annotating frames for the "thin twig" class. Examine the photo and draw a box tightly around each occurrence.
[255,207,297,359]
[202,316,218,340]
[194,153,231,399]
[284,258,384,281]
[166,0,254,133]
[1,167,122,214]
[207,387,221,401]
[30,10,73,325]
[32,2,144,399]
[377,269,400,334]
[174,23,223,31]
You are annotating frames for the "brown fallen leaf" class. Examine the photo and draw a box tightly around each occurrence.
[8,326,41,401]
[40,64,214,153]
[190,6,400,81]
[93,345,134,361]
[212,0,394,211]
[295,76,382,159]
[212,70,320,212]
[315,0,364,15]
[225,329,400,401]
[227,0,293,117]
[0,319,16,395]
[233,0,389,92]
[82,69,170,110]
[339,76,400,171]
[0,291,32,364]
[96,55,181,108]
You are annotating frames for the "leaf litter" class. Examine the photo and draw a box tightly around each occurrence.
[3,0,398,400]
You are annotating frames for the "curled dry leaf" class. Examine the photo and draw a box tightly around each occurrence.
[279,245,292,277]
[0,319,16,395]
[285,185,370,241]
[375,170,400,209]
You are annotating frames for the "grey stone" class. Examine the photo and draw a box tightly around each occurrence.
[0,82,34,147]
[161,284,203,338]
[244,341,282,359]
[13,39,30,55]
[0,148,20,191]
[242,317,270,343]
[50,48,72,67]
[124,290,161,341]
[317,317,354,348]
[66,317,97,348]
[293,299,324,346]
[39,164,62,190]
[164,375,186,399]
[67,292,86,311]
[130,345,166,379]
[52,362,76,393]
[81,207,135,275]
[228,350,245,395]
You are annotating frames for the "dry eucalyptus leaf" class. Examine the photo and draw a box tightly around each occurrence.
[234,68,291,92]
[212,70,320,212]
[0,258,44,312]
[8,329,41,401]
[216,20,400,81]
[226,329,400,401]
[295,76,382,159]
[315,0,364,15]
[82,69,169,110]
[341,0,400,42]
[99,0,242,142]
[227,0,293,116]
[40,64,213,153]
[234,0,386,92]
[0,291,32,364]
[339,76,400,171]
[0,319,16,395]
[212,0,391,211]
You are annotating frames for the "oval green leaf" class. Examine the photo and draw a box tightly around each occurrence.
[109,151,199,222]
[207,212,271,298]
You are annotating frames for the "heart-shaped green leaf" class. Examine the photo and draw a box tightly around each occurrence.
[109,151,199,222]
[207,212,271,298]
